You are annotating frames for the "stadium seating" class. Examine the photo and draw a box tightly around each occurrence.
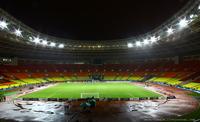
[182,82,200,91]
[0,61,200,90]
[149,77,182,85]
[47,77,66,82]
[128,76,143,81]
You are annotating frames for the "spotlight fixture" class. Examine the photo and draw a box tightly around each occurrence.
[50,42,56,47]
[41,39,48,46]
[0,20,8,30]
[135,41,142,47]
[178,18,188,28]
[32,36,41,44]
[58,44,64,48]
[167,28,174,35]
[14,28,22,37]
[127,43,133,48]
[143,39,150,45]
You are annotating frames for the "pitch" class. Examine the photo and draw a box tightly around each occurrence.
[20,82,161,99]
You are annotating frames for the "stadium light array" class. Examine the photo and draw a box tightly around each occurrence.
[127,43,133,48]
[150,36,157,43]
[41,39,48,46]
[178,18,188,28]
[0,1,200,50]
[167,28,174,35]
[157,36,160,41]
[32,36,41,44]
[50,42,56,47]
[14,28,22,37]
[190,14,194,19]
[0,20,8,30]
[143,39,150,45]
[135,41,142,47]
[58,43,64,48]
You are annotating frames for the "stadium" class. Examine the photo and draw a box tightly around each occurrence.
[0,0,200,122]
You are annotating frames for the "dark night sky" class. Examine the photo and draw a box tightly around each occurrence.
[0,0,188,40]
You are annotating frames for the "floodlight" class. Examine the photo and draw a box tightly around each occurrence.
[41,39,48,45]
[32,36,41,44]
[198,5,200,10]
[29,37,33,41]
[167,28,174,35]
[50,42,56,47]
[178,18,188,28]
[190,14,194,19]
[156,36,160,41]
[135,41,141,47]
[0,20,8,29]
[14,28,22,37]
[127,43,133,48]
[150,36,157,43]
[143,39,150,45]
[58,44,64,48]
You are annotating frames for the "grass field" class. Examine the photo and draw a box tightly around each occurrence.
[20,82,161,99]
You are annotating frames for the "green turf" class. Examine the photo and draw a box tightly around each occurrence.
[20,82,161,99]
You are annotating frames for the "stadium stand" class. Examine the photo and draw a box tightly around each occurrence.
[182,82,200,91]
[1,60,200,90]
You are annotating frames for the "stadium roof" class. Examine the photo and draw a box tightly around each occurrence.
[0,0,189,40]
[0,0,200,61]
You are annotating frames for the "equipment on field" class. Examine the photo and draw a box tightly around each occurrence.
[80,97,96,110]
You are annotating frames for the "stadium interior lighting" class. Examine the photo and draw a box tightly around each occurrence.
[150,36,157,43]
[41,39,48,45]
[157,36,160,41]
[127,43,133,48]
[32,36,41,44]
[190,14,194,19]
[50,42,56,47]
[14,28,22,37]
[0,20,8,29]
[167,28,174,35]
[178,18,188,28]
[29,37,33,41]
[143,39,150,45]
[58,44,64,48]
[135,41,142,47]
